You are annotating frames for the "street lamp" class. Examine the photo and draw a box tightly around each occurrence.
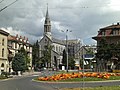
[66,30,69,72]
[62,29,72,72]
[82,45,85,89]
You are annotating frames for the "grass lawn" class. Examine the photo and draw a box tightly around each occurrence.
[57,76,120,82]
[60,86,120,90]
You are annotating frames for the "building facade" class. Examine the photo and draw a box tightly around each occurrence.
[8,34,32,72]
[0,29,9,73]
[39,7,81,70]
[93,22,120,44]
[92,22,120,71]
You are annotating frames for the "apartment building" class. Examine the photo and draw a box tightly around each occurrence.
[8,34,32,72]
[92,22,120,71]
[0,29,9,73]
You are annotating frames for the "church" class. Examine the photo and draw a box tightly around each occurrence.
[38,6,81,70]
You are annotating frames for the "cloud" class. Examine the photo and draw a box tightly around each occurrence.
[0,0,120,45]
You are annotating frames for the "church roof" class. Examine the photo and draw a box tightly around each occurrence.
[52,49,62,55]
[52,38,65,45]
[52,38,79,45]
[61,39,79,45]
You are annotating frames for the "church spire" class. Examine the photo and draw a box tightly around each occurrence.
[44,3,51,34]
[46,3,49,19]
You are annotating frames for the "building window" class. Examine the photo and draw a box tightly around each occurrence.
[102,31,105,36]
[59,46,60,52]
[53,45,55,50]
[12,43,14,49]
[61,46,62,52]
[2,48,4,57]
[1,63,4,67]
[56,46,58,52]
[113,29,119,35]
[15,43,17,48]
[1,63,4,72]
[117,30,119,35]
[45,39,47,43]
[2,39,4,46]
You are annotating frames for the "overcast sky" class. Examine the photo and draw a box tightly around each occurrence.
[0,0,120,45]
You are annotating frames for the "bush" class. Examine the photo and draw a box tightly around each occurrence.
[0,75,7,79]
[1,72,10,78]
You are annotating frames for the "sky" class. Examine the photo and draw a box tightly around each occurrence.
[0,0,120,45]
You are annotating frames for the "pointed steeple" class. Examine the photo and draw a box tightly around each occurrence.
[46,4,49,19]
[44,4,51,34]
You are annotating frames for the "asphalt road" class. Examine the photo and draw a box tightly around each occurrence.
[0,76,57,90]
[0,71,120,90]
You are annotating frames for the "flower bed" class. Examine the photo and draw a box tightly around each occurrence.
[37,72,120,81]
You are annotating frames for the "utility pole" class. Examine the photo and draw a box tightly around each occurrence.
[82,45,85,89]
[66,29,68,72]
[62,29,72,72]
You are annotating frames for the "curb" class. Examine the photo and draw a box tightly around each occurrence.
[32,79,120,84]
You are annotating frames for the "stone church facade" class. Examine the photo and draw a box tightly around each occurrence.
[39,7,81,70]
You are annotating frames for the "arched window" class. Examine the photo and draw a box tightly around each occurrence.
[56,46,58,51]
[1,63,4,67]
[45,39,47,43]
[53,45,55,50]
[1,63,4,72]
[2,48,4,57]
[2,39,4,46]
[15,43,17,48]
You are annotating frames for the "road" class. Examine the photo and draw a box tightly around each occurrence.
[0,71,58,90]
[0,75,58,90]
[0,71,120,90]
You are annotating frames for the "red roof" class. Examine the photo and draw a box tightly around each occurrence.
[100,23,120,30]
[8,35,16,41]
[8,35,32,46]
[92,23,120,40]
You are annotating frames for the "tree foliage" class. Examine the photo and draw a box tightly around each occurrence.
[12,53,26,72]
[19,47,30,69]
[68,56,75,69]
[32,40,40,69]
[42,45,53,67]
[62,49,67,66]
[96,38,120,71]
[62,49,75,69]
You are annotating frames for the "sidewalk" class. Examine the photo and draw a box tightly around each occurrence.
[23,71,41,76]
[12,71,41,78]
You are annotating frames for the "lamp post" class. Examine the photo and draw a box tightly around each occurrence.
[62,29,72,72]
[82,45,85,89]
[66,30,68,72]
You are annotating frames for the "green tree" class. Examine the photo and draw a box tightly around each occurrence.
[110,42,120,70]
[42,45,53,68]
[68,56,75,69]
[19,47,30,70]
[32,40,40,70]
[96,38,113,71]
[62,49,75,69]
[96,39,107,71]
[62,49,67,66]
[12,53,26,73]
